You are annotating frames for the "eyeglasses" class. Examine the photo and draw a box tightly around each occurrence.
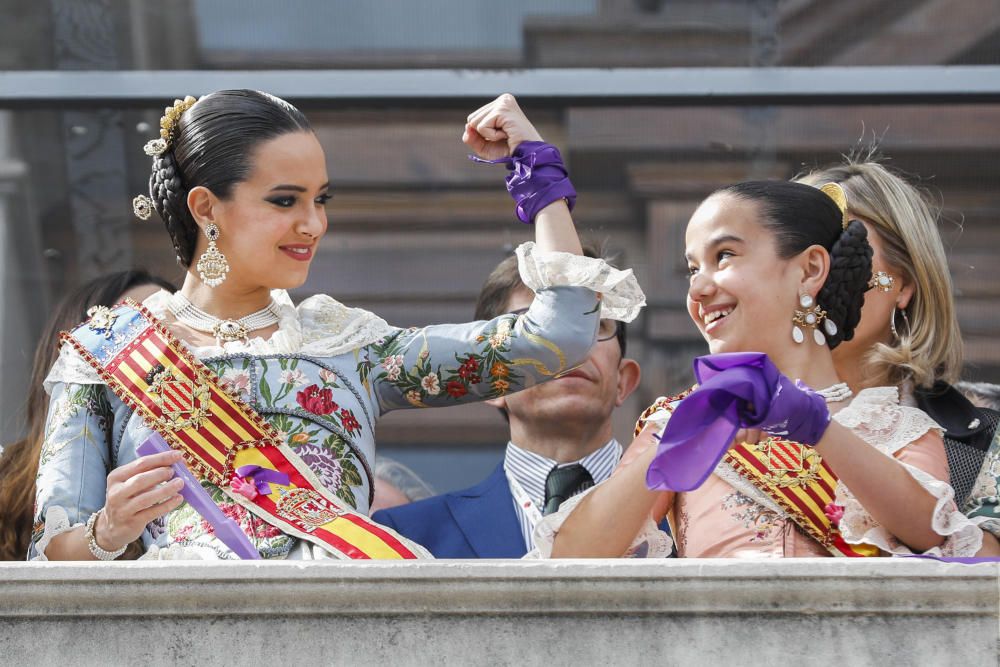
[509,307,620,342]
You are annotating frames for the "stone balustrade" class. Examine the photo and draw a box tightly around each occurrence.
[1,559,997,665]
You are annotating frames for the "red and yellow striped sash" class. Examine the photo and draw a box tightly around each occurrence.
[636,391,877,558]
[724,441,878,558]
[64,300,423,560]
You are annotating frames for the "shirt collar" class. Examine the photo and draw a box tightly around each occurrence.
[503,439,622,506]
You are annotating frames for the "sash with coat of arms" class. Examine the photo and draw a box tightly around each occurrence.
[64,299,428,560]
[636,392,879,557]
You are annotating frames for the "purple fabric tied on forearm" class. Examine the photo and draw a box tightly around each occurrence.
[645,352,831,493]
[235,465,290,495]
[469,141,577,224]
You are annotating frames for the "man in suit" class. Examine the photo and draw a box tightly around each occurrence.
[373,249,641,557]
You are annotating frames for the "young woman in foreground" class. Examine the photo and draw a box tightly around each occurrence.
[537,180,981,559]
[32,90,642,560]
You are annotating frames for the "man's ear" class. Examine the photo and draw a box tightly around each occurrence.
[615,358,642,407]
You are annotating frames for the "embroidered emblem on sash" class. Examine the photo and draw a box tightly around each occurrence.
[276,488,344,531]
[758,438,821,488]
[147,366,211,431]
[86,305,119,339]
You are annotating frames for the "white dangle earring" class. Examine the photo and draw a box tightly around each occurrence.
[196,223,230,287]
[792,293,837,346]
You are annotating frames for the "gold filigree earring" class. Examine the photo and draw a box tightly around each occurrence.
[196,224,229,287]
[792,293,837,346]
[868,271,895,292]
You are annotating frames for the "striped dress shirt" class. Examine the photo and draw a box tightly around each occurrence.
[503,439,623,551]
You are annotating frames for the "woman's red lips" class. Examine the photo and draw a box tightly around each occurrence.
[280,244,313,261]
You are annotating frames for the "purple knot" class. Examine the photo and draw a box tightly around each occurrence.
[234,465,291,497]
[469,141,577,224]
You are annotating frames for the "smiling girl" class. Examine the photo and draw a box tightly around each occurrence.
[31,90,643,560]
[535,180,981,559]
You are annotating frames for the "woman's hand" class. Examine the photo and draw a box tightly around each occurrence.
[463,94,543,160]
[96,450,186,551]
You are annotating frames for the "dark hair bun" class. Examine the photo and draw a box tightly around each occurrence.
[817,219,872,349]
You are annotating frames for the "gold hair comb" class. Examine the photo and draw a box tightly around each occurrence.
[143,95,198,157]
[819,182,850,230]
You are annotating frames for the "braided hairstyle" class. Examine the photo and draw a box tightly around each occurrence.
[147,89,311,266]
[714,180,873,349]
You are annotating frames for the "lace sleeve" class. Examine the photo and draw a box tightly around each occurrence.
[525,485,674,559]
[43,345,102,393]
[516,242,646,323]
[832,387,984,557]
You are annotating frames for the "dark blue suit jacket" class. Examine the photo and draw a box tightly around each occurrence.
[372,464,526,558]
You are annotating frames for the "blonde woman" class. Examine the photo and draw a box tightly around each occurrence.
[797,161,1000,557]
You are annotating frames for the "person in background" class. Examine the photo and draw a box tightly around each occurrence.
[796,160,997,508]
[955,382,1000,413]
[0,269,176,560]
[372,245,642,558]
[369,456,436,514]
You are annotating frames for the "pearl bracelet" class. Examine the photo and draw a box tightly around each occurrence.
[84,509,127,561]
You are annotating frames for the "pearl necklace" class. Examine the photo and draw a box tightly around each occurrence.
[167,292,281,343]
[815,382,853,404]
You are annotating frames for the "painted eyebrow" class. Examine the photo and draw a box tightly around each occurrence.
[269,182,331,193]
[684,233,745,263]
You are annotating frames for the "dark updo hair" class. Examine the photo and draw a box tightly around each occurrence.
[148,89,312,266]
[712,180,873,349]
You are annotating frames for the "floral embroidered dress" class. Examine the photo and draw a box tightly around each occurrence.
[963,431,1000,540]
[531,386,984,559]
[31,244,645,560]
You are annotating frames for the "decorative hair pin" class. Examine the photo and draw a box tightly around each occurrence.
[819,182,850,231]
[133,194,153,220]
[134,95,199,219]
[142,95,199,157]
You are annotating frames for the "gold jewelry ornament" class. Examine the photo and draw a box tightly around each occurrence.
[196,223,230,287]
[819,182,850,230]
[792,292,836,346]
[86,305,119,339]
[132,194,153,220]
[143,95,198,157]
[868,270,895,292]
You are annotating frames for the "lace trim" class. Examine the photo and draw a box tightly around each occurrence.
[30,506,82,561]
[837,462,985,557]
[516,242,646,323]
[832,386,943,456]
[44,289,397,388]
[527,485,674,559]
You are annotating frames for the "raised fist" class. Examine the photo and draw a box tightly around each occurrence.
[463,93,544,161]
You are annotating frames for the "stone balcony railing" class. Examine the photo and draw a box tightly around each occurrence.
[1,559,997,666]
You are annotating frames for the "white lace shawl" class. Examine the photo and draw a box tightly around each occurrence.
[45,243,646,390]
[530,386,985,559]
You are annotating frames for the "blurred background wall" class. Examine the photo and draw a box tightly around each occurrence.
[2,0,999,492]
